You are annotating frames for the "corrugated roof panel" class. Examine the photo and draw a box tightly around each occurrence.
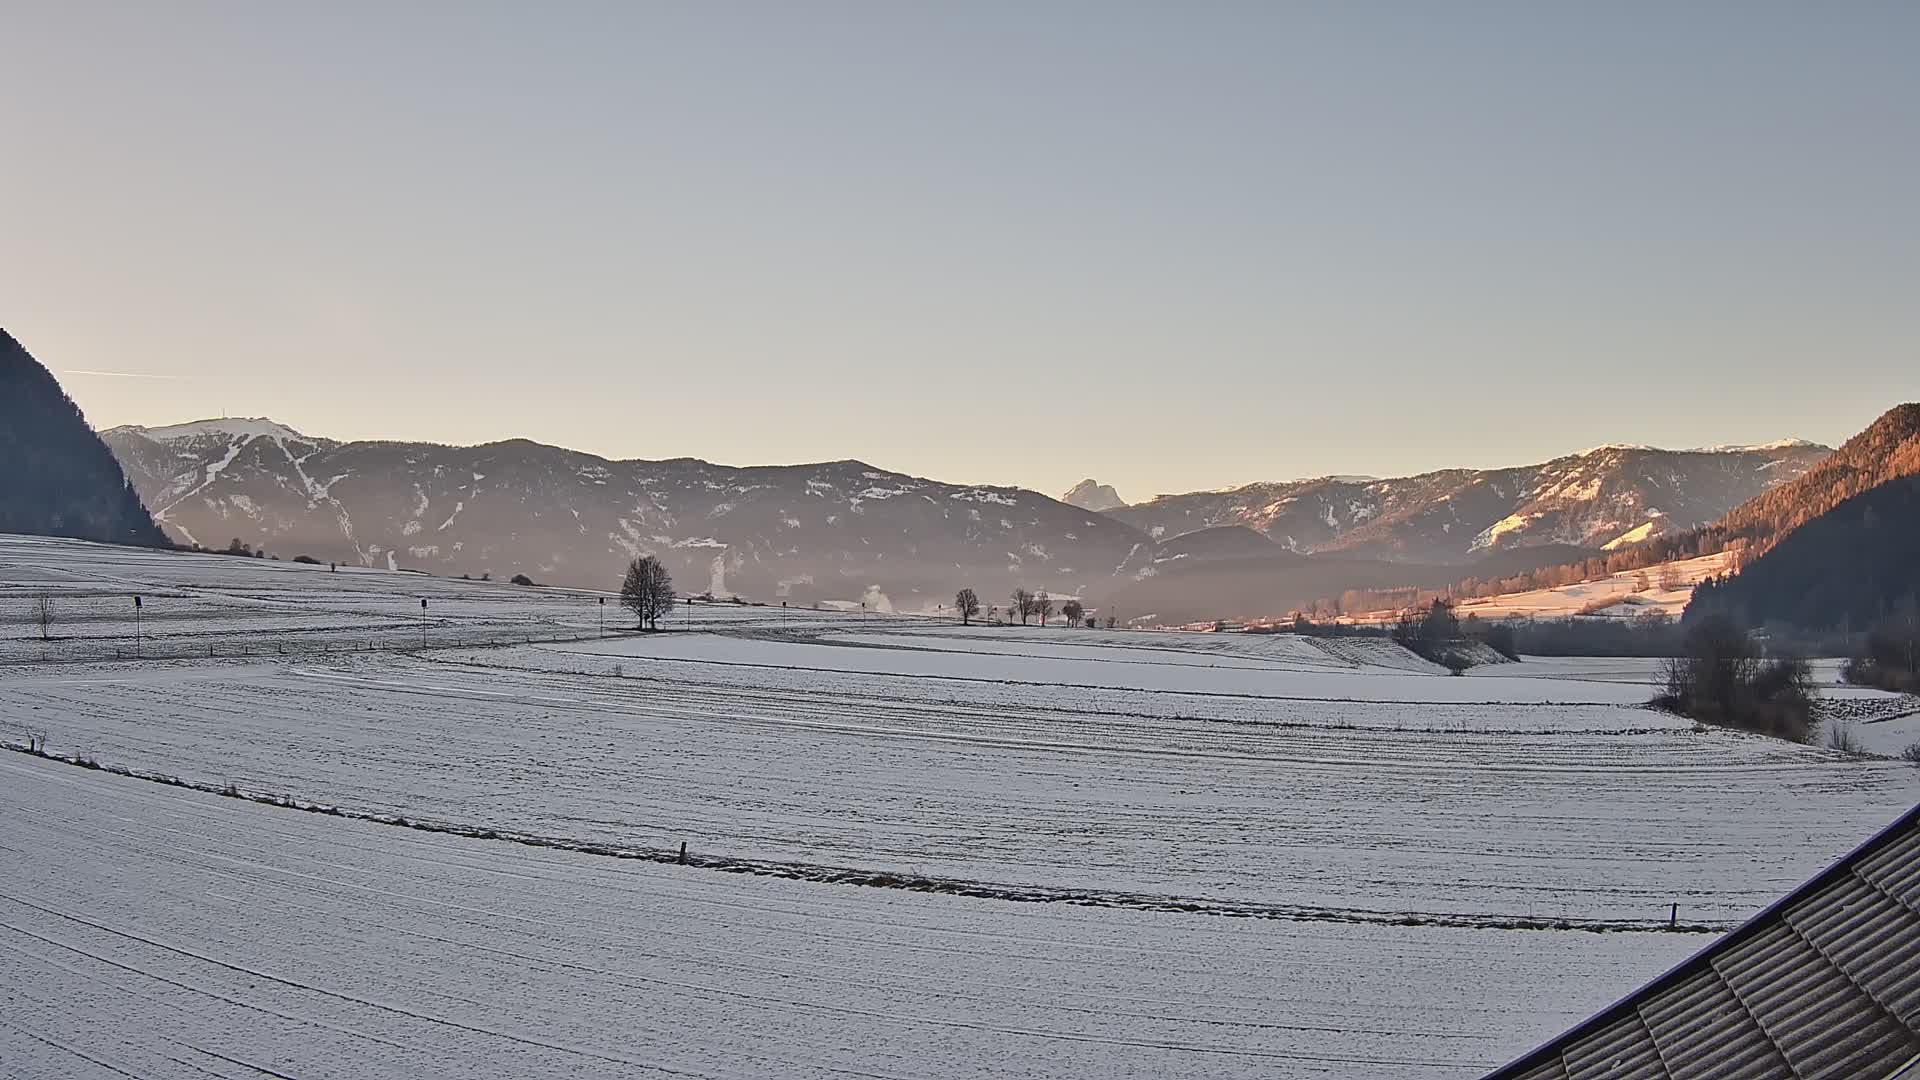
[1716,923,1919,1078]
[1637,969,1792,1080]
[1561,1011,1668,1079]
[1507,1060,1572,1080]
[1786,873,1920,1029]
[1859,828,1920,906]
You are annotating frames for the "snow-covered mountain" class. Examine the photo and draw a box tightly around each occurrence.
[102,420,1152,608]
[100,418,1832,617]
[1108,442,1829,565]
[1061,479,1125,512]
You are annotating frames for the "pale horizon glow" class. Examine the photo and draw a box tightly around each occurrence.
[4,3,1916,501]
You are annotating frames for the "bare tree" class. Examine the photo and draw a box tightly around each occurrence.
[1657,564,1684,592]
[1061,599,1084,626]
[1035,591,1054,627]
[954,588,980,626]
[34,595,54,641]
[1010,588,1033,626]
[621,556,677,630]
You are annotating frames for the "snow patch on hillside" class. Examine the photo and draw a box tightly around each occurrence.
[1471,512,1534,550]
[202,438,247,488]
[1602,519,1662,550]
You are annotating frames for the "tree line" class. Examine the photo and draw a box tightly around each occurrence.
[953,587,1094,628]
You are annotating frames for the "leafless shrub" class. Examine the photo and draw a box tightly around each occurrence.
[1824,720,1862,754]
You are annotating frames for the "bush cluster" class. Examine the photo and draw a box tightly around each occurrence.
[1654,615,1813,742]
[1842,616,1920,694]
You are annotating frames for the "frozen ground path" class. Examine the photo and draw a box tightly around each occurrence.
[0,754,1689,1080]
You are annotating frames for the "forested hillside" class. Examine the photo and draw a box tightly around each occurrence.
[1689,475,1920,631]
[0,330,169,547]
[1712,403,1920,559]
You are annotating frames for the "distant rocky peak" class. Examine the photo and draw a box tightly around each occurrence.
[1062,478,1125,512]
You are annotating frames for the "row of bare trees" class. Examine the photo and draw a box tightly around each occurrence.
[953,588,1089,627]
[1010,588,1052,626]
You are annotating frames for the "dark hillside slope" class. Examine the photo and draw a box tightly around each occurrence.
[1689,475,1920,630]
[0,330,168,546]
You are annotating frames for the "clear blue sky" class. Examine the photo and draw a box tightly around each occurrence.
[4,2,1915,499]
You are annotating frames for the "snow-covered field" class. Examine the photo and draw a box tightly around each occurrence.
[0,533,886,660]
[1451,552,1733,621]
[0,754,1681,1080]
[5,536,1919,1078]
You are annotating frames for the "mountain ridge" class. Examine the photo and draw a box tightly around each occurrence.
[99,415,1835,619]
[103,419,1154,606]
[1107,441,1828,564]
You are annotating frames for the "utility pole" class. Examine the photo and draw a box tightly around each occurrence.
[133,595,142,656]
[420,598,428,649]
[598,596,605,637]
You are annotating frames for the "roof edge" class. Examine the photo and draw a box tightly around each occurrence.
[1483,800,1920,1079]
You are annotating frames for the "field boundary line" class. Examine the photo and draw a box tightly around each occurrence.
[1,742,1727,936]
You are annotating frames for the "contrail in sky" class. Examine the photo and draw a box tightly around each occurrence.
[56,369,191,380]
